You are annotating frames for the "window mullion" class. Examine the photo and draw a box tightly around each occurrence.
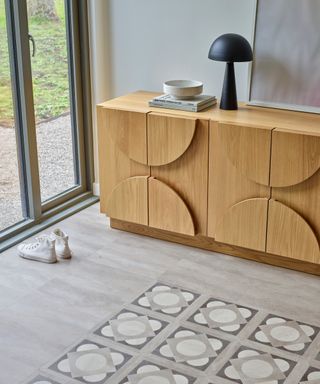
[8,0,42,220]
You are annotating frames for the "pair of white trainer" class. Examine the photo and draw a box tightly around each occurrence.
[18,229,72,264]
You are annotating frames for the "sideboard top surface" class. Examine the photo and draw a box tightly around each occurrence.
[98,91,320,136]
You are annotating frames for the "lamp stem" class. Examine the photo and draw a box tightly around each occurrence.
[220,62,237,110]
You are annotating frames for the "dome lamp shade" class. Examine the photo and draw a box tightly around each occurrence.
[208,33,253,110]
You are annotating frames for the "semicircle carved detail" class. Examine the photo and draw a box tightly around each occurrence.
[267,199,319,263]
[270,130,320,187]
[106,176,148,225]
[218,122,272,186]
[147,113,197,166]
[215,197,269,252]
[108,109,148,165]
[148,177,195,235]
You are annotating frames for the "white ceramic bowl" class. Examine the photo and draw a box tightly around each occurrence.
[163,80,203,99]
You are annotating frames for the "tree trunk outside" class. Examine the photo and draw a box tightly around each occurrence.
[27,0,59,20]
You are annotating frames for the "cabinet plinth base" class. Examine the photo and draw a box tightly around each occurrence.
[110,218,320,276]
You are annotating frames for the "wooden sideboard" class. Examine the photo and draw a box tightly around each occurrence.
[97,91,320,275]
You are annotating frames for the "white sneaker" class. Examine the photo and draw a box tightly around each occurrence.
[50,228,72,259]
[18,235,57,263]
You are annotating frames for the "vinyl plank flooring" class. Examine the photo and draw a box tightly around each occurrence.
[0,202,319,384]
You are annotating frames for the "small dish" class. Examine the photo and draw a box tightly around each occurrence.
[163,80,203,99]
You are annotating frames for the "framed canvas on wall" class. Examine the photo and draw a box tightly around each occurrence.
[248,0,320,113]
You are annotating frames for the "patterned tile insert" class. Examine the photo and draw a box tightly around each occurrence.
[249,314,319,355]
[119,360,197,384]
[300,367,320,383]
[48,339,132,384]
[132,283,199,317]
[216,346,296,383]
[153,326,229,371]
[93,308,169,349]
[187,297,257,335]
[29,281,320,384]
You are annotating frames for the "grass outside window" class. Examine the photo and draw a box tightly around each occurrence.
[0,0,69,126]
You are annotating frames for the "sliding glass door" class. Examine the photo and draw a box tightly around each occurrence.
[0,0,93,246]
[27,0,79,203]
[0,0,26,231]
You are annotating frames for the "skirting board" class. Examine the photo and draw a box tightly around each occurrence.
[93,182,100,196]
[110,218,320,276]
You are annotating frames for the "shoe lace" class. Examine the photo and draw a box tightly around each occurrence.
[26,242,40,250]
[25,236,49,250]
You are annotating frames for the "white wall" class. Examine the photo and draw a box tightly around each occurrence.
[107,0,255,98]
[89,0,256,187]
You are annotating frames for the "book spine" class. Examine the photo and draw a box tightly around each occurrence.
[149,102,198,112]
[152,99,195,106]
[149,100,216,112]
[152,97,216,107]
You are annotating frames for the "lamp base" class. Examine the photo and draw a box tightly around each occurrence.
[220,62,238,110]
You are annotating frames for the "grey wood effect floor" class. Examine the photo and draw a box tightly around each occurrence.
[0,203,319,384]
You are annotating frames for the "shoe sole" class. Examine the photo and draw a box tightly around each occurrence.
[18,251,57,264]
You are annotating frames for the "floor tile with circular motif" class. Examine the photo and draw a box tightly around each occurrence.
[153,326,228,371]
[188,298,257,335]
[249,314,319,354]
[94,308,169,349]
[216,346,296,384]
[119,360,197,384]
[132,283,199,317]
[48,339,132,384]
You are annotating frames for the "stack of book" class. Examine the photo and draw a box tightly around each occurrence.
[149,94,217,112]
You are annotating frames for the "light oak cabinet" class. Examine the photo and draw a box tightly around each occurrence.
[209,123,320,263]
[98,91,320,274]
[98,106,206,235]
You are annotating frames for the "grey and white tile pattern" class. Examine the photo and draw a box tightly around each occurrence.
[118,360,197,384]
[153,326,228,370]
[93,308,169,349]
[187,297,257,335]
[24,281,320,384]
[249,314,320,355]
[132,283,199,317]
[48,339,132,383]
[217,346,296,383]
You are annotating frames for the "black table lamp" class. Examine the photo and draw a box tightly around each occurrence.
[208,33,253,110]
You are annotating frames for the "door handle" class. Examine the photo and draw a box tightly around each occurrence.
[28,34,36,57]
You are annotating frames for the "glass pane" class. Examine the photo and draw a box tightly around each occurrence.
[27,0,78,202]
[0,1,26,231]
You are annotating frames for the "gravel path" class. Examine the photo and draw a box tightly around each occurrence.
[0,113,75,231]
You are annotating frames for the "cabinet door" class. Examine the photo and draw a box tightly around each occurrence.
[108,108,148,164]
[270,130,320,244]
[208,121,271,243]
[270,129,320,187]
[148,178,195,235]
[267,200,320,264]
[150,117,209,234]
[97,106,149,213]
[147,113,196,166]
[215,198,269,251]
[106,176,148,225]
